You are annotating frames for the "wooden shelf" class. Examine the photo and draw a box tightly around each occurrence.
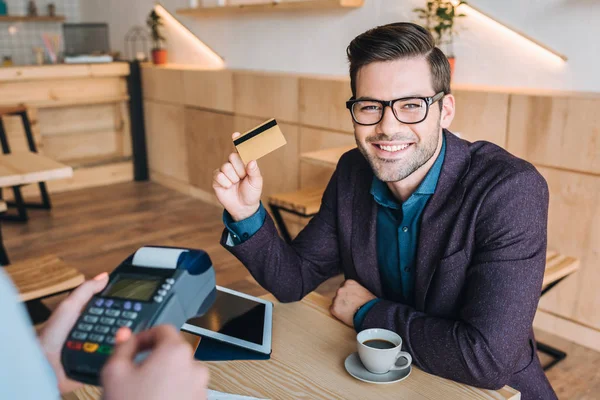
[0,15,66,22]
[177,0,364,16]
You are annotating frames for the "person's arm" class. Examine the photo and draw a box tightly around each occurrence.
[222,164,342,302]
[0,269,60,399]
[222,202,266,246]
[360,168,549,390]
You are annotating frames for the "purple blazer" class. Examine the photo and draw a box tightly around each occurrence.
[221,131,556,399]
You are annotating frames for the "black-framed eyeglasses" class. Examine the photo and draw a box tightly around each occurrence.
[345,92,445,126]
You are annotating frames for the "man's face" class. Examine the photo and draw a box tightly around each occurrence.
[353,57,446,182]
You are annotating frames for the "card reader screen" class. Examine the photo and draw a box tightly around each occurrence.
[188,290,265,345]
[103,276,161,301]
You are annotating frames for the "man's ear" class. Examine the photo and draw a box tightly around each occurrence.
[440,94,455,129]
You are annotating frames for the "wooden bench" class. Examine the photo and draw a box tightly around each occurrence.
[267,186,325,243]
[0,105,73,222]
[3,254,85,323]
[538,250,580,370]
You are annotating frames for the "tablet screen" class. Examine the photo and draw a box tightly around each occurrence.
[187,289,266,345]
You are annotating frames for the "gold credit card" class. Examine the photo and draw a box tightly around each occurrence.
[234,118,287,164]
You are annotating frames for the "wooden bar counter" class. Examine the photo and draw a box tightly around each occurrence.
[0,63,133,195]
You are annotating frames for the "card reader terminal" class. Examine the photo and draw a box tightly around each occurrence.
[61,246,216,385]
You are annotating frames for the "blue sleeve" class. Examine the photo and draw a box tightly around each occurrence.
[223,202,267,246]
[353,299,380,332]
[0,269,59,399]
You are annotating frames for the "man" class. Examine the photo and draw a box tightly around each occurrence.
[0,270,209,399]
[213,23,555,399]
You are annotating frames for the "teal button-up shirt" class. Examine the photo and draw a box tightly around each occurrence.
[354,136,446,330]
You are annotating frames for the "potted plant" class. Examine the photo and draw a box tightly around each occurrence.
[413,0,467,77]
[147,9,167,65]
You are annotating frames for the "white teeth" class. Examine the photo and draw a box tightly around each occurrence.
[379,144,410,152]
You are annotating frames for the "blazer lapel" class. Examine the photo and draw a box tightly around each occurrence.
[414,131,470,310]
[350,160,384,298]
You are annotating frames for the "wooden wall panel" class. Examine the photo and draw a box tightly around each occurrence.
[233,71,298,123]
[141,67,185,105]
[451,91,509,147]
[185,108,235,193]
[183,70,234,112]
[233,115,299,200]
[507,95,600,174]
[0,78,127,106]
[537,166,600,330]
[144,101,189,183]
[1,109,41,152]
[43,131,118,161]
[299,77,353,133]
[299,126,355,189]
[38,104,116,136]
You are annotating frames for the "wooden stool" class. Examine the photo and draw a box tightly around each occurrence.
[4,254,85,323]
[538,250,580,370]
[0,105,52,222]
[267,186,325,244]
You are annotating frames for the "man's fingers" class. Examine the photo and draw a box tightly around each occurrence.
[64,273,109,308]
[229,152,246,179]
[213,170,233,189]
[232,131,241,140]
[220,162,240,184]
[115,327,132,345]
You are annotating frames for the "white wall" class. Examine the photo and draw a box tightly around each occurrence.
[81,0,600,93]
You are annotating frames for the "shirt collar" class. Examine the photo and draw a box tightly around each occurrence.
[370,135,446,208]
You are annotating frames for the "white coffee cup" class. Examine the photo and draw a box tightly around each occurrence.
[357,328,412,374]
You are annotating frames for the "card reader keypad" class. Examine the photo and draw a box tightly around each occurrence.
[67,300,143,355]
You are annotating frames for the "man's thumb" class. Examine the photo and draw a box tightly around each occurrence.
[246,160,263,189]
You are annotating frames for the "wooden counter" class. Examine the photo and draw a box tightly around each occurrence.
[0,63,133,195]
[140,64,600,353]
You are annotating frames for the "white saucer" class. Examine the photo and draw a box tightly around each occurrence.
[344,352,411,384]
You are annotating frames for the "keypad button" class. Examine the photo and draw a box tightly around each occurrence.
[124,301,132,310]
[116,319,133,327]
[89,334,105,342]
[105,309,121,318]
[72,331,88,340]
[94,299,104,307]
[154,295,163,303]
[161,283,171,290]
[88,307,104,315]
[83,315,99,324]
[98,345,113,354]
[77,323,94,332]
[105,299,114,308]
[134,303,142,312]
[157,289,167,296]
[100,317,116,325]
[94,325,110,334]
[83,342,99,353]
[166,278,175,285]
[110,327,120,335]
[105,336,116,345]
[122,311,138,319]
[67,341,83,350]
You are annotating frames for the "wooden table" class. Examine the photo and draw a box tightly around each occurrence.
[66,292,519,400]
[0,152,73,188]
[300,145,356,168]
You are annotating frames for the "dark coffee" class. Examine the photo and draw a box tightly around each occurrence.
[363,339,396,349]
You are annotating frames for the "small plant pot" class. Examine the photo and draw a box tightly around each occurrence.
[152,49,168,65]
[447,56,456,79]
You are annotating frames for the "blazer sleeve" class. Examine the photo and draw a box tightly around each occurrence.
[360,168,549,390]
[220,164,343,303]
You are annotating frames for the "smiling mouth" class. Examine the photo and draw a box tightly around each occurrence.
[373,143,413,153]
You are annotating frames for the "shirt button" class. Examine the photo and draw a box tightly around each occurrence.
[402,226,408,233]
[404,267,410,272]
[242,233,249,239]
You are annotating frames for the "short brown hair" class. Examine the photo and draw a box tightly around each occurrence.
[347,22,451,102]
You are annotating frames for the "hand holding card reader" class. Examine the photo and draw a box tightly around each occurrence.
[61,246,216,386]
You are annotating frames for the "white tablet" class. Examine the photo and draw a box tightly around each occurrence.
[181,286,273,355]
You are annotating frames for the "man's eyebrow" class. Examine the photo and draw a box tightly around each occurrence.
[354,94,426,101]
